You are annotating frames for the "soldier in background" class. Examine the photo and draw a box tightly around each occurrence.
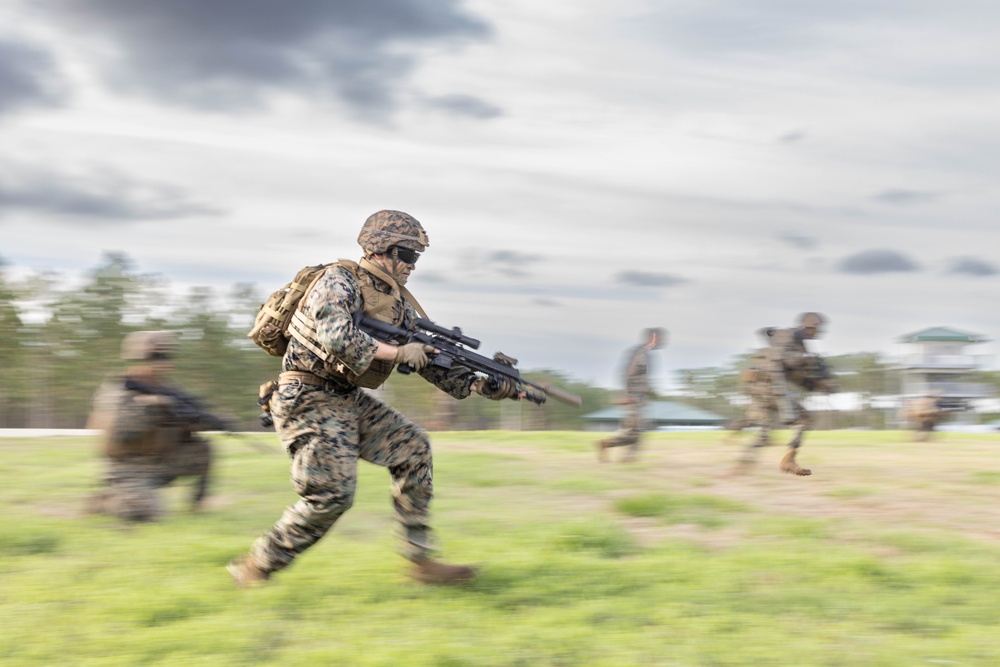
[596,328,666,463]
[731,312,835,476]
[900,392,946,441]
[86,331,222,521]
[228,210,522,588]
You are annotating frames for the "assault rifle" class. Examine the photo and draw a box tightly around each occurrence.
[356,314,583,407]
[124,378,234,431]
[792,355,837,394]
[122,378,278,452]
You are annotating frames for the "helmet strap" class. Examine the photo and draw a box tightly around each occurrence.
[388,247,410,285]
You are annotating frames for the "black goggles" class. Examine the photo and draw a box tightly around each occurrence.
[149,350,174,361]
[391,246,420,265]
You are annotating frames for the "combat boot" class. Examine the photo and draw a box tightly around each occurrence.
[227,557,270,588]
[596,438,609,463]
[410,557,477,585]
[779,448,811,476]
[84,490,112,515]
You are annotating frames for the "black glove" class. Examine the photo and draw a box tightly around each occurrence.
[472,377,519,401]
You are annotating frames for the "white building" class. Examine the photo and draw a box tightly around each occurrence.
[896,326,993,412]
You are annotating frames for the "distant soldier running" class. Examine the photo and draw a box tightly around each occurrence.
[730,312,835,476]
[899,392,946,441]
[596,327,666,463]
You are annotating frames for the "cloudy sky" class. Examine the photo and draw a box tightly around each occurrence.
[2,0,998,389]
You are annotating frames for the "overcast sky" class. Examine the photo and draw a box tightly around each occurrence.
[2,0,998,389]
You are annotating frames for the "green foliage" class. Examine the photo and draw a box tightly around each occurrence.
[1,254,605,431]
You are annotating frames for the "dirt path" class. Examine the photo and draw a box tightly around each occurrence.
[436,432,1000,546]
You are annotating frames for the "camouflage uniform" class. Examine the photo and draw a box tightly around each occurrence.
[598,328,664,462]
[732,314,832,475]
[901,396,945,441]
[87,332,216,521]
[243,212,481,578]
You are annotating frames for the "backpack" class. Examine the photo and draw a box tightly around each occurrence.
[247,263,333,357]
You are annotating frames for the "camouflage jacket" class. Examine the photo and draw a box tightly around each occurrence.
[759,326,829,391]
[283,263,478,399]
[88,376,206,460]
[621,344,652,401]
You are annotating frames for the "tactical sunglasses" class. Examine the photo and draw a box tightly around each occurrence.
[392,246,420,265]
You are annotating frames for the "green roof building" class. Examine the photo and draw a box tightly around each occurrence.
[897,326,992,411]
[583,400,726,431]
[898,326,989,344]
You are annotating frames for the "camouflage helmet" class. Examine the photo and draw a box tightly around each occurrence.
[799,312,826,328]
[121,331,178,362]
[357,210,429,256]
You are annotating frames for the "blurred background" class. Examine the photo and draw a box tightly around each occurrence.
[2,0,999,430]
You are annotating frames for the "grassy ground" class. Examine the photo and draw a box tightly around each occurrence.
[2,429,999,666]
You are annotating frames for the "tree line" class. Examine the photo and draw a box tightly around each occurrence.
[0,253,610,431]
[2,253,996,431]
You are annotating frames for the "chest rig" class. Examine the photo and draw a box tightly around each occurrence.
[288,258,427,389]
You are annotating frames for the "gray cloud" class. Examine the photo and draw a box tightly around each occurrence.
[837,249,921,275]
[0,166,224,221]
[532,297,562,308]
[481,249,544,278]
[778,131,805,143]
[0,38,65,116]
[413,271,450,285]
[778,231,818,249]
[873,189,943,205]
[36,0,494,119]
[423,94,502,119]
[633,2,962,56]
[946,256,998,277]
[615,271,689,287]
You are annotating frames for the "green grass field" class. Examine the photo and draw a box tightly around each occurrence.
[2,430,1000,666]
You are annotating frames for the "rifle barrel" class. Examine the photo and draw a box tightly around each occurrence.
[526,380,583,407]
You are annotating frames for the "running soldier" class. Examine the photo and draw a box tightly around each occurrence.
[900,392,946,441]
[731,312,835,476]
[596,328,666,463]
[86,331,223,521]
[228,210,522,587]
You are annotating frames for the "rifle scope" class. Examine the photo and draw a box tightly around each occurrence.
[414,318,480,349]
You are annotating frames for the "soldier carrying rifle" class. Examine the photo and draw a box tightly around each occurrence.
[230,210,578,587]
[86,331,228,521]
[730,312,836,476]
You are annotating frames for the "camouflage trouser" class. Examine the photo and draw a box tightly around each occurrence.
[89,434,213,521]
[768,370,801,425]
[913,419,937,442]
[89,459,166,521]
[603,399,646,459]
[161,433,213,506]
[248,383,434,574]
[738,382,808,463]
